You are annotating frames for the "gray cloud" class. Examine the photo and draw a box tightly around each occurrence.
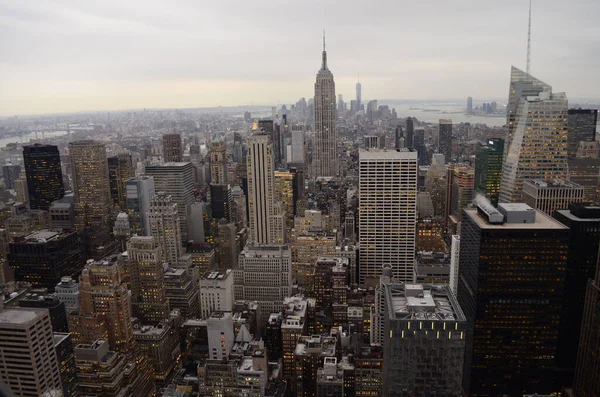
[0,0,599,115]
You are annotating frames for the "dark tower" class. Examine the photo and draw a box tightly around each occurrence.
[23,144,65,210]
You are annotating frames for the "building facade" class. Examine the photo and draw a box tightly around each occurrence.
[23,144,64,211]
[523,179,585,216]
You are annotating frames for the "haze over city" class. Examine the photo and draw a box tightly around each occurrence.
[1,0,600,116]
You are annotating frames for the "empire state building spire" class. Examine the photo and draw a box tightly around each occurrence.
[313,33,338,178]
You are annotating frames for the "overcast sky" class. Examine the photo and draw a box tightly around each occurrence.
[1,0,599,116]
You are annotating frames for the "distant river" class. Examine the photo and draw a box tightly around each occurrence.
[385,102,507,127]
[0,130,69,148]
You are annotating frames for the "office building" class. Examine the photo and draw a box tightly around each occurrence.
[113,212,130,252]
[149,192,183,265]
[383,284,466,396]
[187,201,206,243]
[291,231,337,286]
[18,294,68,333]
[14,175,29,205]
[553,205,600,387]
[125,175,155,236]
[133,318,180,381]
[281,296,308,382]
[573,242,600,397]
[48,197,73,231]
[467,96,473,114]
[445,165,475,235]
[108,153,134,209]
[295,335,337,397]
[499,67,568,202]
[364,135,378,149]
[274,171,295,235]
[231,185,248,230]
[356,78,362,111]
[188,242,216,276]
[234,245,292,319]
[3,163,20,190]
[69,140,112,234]
[199,268,234,319]
[8,230,84,292]
[0,305,62,397]
[567,108,597,158]
[75,339,154,397]
[210,137,227,185]
[128,236,169,323]
[217,220,237,267]
[145,162,195,241]
[438,119,452,162]
[523,179,585,216]
[474,138,504,206]
[78,257,134,352]
[358,149,418,284]
[568,157,600,202]
[207,311,235,361]
[209,183,232,222]
[23,144,64,211]
[162,133,183,163]
[164,260,200,319]
[53,333,78,397]
[246,131,277,244]
[458,203,569,395]
[55,276,79,311]
[313,37,338,177]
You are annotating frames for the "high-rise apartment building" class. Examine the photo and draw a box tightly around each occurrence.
[128,236,169,323]
[210,137,227,185]
[458,203,569,396]
[8,230,84,292]
[234,245,292,319]
[383,284,466,396]
[0,305,62,397]
[358,149,418,284]
[145,162,195,241]
[23,144,64,210]
[246,130,277,244]
[567,108,598,158]
[438,119,453,162]
[125,175,155,236]
[553,205,600,388]
[149,192,183,265]
[523,179,585,215]
[162,133,183,163]
[573,243,600,397]
[108,153,133,209]
[474,138,504,206]
[313,37,338,177]
[69,140,112,239]
[499,67,568,202]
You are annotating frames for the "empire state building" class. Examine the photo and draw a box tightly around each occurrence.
[313,36,338,178]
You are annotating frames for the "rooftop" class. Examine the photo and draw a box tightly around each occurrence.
[464,208,568,230]
[0,307,45,327]
[524,179,584,189]
[359,148,418,160]
[385,284,465,322]
[147,162,191,168]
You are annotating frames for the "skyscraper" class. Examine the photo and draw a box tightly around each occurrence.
[445,165,474,235]
[145,162,195,241]
[383,284,466,396]
[69,140,112,234]
[522,179,585,215]
[313,36,338,177]
[23,144,64,211]
[0,305,62,397]
[356,77,362,112]
[573,240,600,397]
[567,108,598,158]
[458,204,569,395]
[359,149,418,284]
[162,133,183,163]
[474,138,504,206]
[108,153,133,209]
[149,192,183,265]
[210,137,227,185]
[467,96,473,114]
[246,130,277,244]
[3,163,21,190]
[125,175,155,236]
[438,119,452,163]
[499,67,568,202]
[128,236,169,323]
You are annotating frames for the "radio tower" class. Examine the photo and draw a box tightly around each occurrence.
[526,0,532,74]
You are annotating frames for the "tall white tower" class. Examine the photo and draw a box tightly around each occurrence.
[359,149,418,284]
[149,192,183,265]
[313,34,338,178]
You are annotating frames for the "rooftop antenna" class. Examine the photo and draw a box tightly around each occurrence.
[526,0,532,74]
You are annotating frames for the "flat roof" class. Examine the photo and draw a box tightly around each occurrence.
[524,179,583,189]
[555,209,600,222]
[465,208,568,230]
[359,149,418,160]
[0,307,45,326]
[385,284,465,322]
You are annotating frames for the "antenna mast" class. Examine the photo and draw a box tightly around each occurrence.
[527,0,532,74]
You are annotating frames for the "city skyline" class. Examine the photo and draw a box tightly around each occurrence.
[1,0,600,116]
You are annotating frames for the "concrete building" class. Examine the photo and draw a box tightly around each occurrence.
[162,133,183,163]
[359,149,418,284]
[523,179,585,216]
[164,261,200,319]
[281,296,308,382]
[49,194,75,231]
[108,153,134,209]
[145,162,195,241]
[53,333,78,397]
[383,284,466,396]
[55,276,79,311]
[133,319,180,381]
[207,311,235,361]
[125,175,155,236]
[294,335,337,397]
[187,201,206,243]
[149,192,183,265]
[199,269,234,319]
[209,138,227,185]
[0,306,62,397]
